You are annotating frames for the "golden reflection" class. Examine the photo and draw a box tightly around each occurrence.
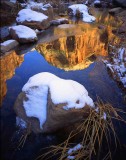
[0,51,24,105]
[36,9,122,71]
[36,26,110,71]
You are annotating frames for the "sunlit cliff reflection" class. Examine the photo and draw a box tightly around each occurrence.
[36,27,109,71]
[0,51,24,105]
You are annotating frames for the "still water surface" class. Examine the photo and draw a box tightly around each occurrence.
[1,9,126,160]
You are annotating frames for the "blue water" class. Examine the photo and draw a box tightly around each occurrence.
[1,50,126,160]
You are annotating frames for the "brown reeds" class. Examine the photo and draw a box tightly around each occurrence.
[37,98,126,160]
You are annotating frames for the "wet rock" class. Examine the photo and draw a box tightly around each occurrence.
[109,7,122,15]
[0,40,19,53]
[50,18,69,26]
[14,91,91,133]
[16,9,50,30]
[9,25,38,43]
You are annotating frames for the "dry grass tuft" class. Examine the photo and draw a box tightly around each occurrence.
[37,98,126,160]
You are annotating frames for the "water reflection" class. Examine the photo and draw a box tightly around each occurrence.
[0,51,24,105]
[36,28,108,71]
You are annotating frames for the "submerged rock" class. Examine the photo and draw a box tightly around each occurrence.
[9,25,38,43]
[16,9,50,30]
[14,72,94,133]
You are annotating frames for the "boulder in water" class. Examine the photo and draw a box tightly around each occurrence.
[14,72,94,133]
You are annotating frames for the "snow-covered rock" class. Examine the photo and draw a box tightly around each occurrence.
[94,0,102,7]
[14,72,94,133]
[26,2,54,20]
[104,47,126,88]
[68,4,96,23]
[9,25,37,43]
[0,40,19,53]
[50,18,69,26]
[16,9,50,30]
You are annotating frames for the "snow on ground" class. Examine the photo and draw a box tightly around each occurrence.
[67,143,83,159]
[104,47,126,88]
[68,4,96,22]
[9,25,37,39]
[94,0,101,4]
[26,1,52,11]
[1,40,16,46]
[22,72,94,128]
[16,9,48,23]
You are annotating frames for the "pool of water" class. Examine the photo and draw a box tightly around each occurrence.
[1,9,126,160]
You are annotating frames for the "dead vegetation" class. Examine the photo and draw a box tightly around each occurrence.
[37,98,126,160]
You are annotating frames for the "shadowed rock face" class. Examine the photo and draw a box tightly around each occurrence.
[0,51,24,105]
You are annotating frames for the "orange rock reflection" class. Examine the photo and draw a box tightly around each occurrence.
[0,51,24,105]
[36,26,109,71]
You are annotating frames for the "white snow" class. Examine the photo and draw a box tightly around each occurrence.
[67,156,75,160]
[26,2,44,10]
[23,85,48,129]
[118,48,125,62]
[1,40,16,46]
[68,4,96,22]
[94,0,101,4]
[68,143,83,155]
[26,2,52,11]
[22,72,94,128]
[9,25,37,39]
[16,117,27,129]
[16,9,48,23]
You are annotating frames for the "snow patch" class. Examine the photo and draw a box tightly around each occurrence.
[9,25,37,39]
[68,4,96,22]
[68,143,83,155]
[16,9,48,23]
[1,40,16,46]
[22,72,94,128]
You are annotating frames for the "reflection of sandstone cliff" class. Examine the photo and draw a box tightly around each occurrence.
[36,28,108,71]
[0,51,24,105]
